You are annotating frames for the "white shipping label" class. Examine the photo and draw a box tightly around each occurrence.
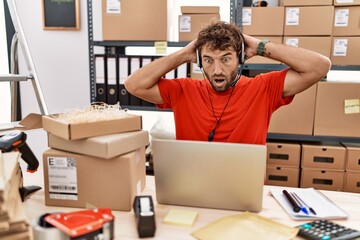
[47,156,78,200]
[179,16,191,32]
[242,9,252,26]
[336,0,353,3]
[285,38,299,47]
[286,8,300,26]
[344,99,360,114]
[334,9,349,27]
[333,39,348,56]
[107,0,121,14]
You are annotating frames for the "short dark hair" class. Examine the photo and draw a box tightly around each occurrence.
[195,21,244,56]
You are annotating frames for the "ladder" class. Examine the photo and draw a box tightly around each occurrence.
[0,0,48,121]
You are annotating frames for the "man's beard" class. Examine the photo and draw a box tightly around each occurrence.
[204,68,239,92]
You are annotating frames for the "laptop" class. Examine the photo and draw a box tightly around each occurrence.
[152,139,266,212]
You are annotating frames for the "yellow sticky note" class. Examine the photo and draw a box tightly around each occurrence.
[155,41,167,55]
[163,209,198,227]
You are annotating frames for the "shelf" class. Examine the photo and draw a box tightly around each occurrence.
[93,41,189,48]
[267,133,360,144]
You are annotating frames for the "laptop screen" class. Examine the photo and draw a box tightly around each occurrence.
[152,139,266,212]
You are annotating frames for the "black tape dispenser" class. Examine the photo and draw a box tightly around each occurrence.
[133,195,156,238]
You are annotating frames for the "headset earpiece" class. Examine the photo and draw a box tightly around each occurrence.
[239,34,246,65]
[196,48,202,68]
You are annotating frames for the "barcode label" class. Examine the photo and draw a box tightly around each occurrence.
[47,156,78,200]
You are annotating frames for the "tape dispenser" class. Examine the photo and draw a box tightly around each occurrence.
[33,208,114,240]
[133,195,156,238]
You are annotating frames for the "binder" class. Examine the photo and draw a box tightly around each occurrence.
[106,55,118,105]
[118,56,129,106]
[129,57,141,106]
[95,55,106,103]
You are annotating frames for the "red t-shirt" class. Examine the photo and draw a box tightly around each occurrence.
[157,69,293,144]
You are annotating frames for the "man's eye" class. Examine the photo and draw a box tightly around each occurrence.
[204,59,213,64]
[222,57,230,63]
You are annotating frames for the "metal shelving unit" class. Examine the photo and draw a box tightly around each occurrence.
[86,0,360,143]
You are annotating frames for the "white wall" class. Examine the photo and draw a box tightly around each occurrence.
[16,0,90,117]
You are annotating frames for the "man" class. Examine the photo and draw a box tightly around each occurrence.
[124,21,331,144]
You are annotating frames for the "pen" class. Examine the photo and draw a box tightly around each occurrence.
[282,190,301,213]
[291,192,309,215]
[292,192,317,215]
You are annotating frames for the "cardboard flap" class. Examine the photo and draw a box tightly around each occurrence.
[18,113,43,130]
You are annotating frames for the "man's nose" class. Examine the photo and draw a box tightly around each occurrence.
[213,61,223,75]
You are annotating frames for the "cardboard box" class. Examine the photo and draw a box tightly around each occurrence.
[301,168,345,191]
[268,83,317,135]
[48,130,149,159]
[331,37,360,65]
[344,171,360,193]
[266,142,301,167]
[283,36,331,58]
[284,6,334,36]
[179,6,220,41]
[334,0,360,6]
[42,114,142,140]
[302,143,346,170]
[43,147,146,211]
[266,166,300,187]
[314,81,360,137]
[245,36,283,64]
[102,0,167,41]
[283,0,333,6]
[333,7,360,36]
[242,7,284,36]
[342,143,360,171]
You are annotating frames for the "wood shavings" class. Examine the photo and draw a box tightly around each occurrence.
[53,102,131,124]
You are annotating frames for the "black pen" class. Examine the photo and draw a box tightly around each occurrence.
[282,190,301,213]
[292,192,317,215]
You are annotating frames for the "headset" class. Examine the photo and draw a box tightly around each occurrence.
[196,33,246,69]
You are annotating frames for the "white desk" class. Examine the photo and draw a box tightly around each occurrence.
[24,173,360,240]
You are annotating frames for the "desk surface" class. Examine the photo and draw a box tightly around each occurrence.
[23,173,360,240]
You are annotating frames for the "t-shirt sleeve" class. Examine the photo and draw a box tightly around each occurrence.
[261,68,294,111]
[156,78,183,109]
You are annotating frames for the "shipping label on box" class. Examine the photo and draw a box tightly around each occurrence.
[47,156,78,201]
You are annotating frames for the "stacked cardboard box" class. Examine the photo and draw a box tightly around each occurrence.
[301,143,346,191]
[265,142,301,187]
[331,1,360,65]
[313,81,360,138]
[101,0,167,41]
[242,7,284,64]
[282,1,333,59]
[0,152,31,239]
[268,83,317,135]
[178,6,220,42]
[42,113,149,211]
[342,143,360,193]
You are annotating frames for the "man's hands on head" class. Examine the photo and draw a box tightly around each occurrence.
[242,34,261,59]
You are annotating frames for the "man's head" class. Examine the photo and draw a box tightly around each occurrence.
[195,21,245,92]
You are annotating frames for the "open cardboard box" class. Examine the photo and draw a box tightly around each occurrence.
[42,114,142,140]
